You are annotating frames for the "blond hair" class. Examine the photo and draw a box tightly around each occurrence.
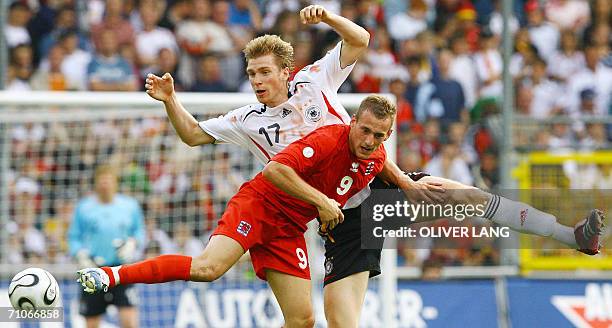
[355,95,397,121]
[94,164,117,181]
[243,34,294,71]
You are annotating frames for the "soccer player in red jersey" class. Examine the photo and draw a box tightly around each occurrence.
[78,95,397,328]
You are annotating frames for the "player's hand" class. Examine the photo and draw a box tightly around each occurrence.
[145,73,175,102]
[300,5,330,25]
[317,198,344,230]
[401,179,446,204]
[115,238,138,263]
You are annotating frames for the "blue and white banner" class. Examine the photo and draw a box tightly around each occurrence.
[1,279,498,327]
[507,278,612,328]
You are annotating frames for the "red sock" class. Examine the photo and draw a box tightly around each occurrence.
[101,255,192,287]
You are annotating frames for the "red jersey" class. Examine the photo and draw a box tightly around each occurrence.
[247,124,387,231]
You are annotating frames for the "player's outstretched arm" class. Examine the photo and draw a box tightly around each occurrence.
[145,73,215,146]
[263,161,344,229]
[300,5,370,68]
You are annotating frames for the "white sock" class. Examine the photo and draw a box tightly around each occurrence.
[482,194,578,248]
[483,194,556,236]
[551,224,578,248]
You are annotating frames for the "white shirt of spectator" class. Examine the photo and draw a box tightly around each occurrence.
[489,11,519,36]
[5,24,31,47]
[528,22,560,61]
[449,54,478,109]
[199,42,353,165]
[177,21,234,53]
[424,155,474,186]
[565,63,612,116]
[387,12,427,41]
[545,0,590,30]
[473,49,503,98]
[547,50,585,83]
[529,79,563,119]
[136,27,178,67]
[60,49,92,91]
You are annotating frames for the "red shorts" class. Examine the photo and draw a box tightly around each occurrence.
[211,184,310,281]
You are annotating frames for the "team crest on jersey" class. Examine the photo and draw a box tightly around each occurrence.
[281,108,292,118]
[350,162,359,172]
[324,257,333,275]
[365,162,375,175]
[305,105,322,123]
[237,220,252,237]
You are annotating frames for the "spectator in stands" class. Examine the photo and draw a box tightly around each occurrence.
[191,54,229,92]
[509,28,539,78]
[135,3,178,76]
[545,0,591,31]
[432,49,468,126]
[488,0,518,37]
[173,222,204,257]
[5,2,32,48]
[7,44,34,91]
[425,140,474,186]
[473,28,502,99]
[565,43,612,115]
[31,45,67,91]
[58,30,92,91]
[521,56,564,118]
[387,0,428,42]
[261,0,300,31]
[151,48,183,91]
[269,10,302,46]
[389,78,414,131]
[38,5,87,60]
[87,30,138,91]
[448,34,478,109]
[229,0,263,32]
[525,0,560,61]
[448,122,477,166]
[159,0,192,32]
[548,120,574,150]
[548,30,585,84]
[68,164,144,328]
[90,0,135,50]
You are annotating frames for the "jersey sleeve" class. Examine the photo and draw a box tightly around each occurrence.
[295,41,356,92]
[271,128,336,176]
[198,106,250,147]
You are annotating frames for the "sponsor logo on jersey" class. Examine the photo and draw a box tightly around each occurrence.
[237,221,252,237]
[305,105,322,123]
[350,162,359,172]
[324,257,333,275]
[520,209,528,226]
[281,108,292,118]
[365,162,375,175]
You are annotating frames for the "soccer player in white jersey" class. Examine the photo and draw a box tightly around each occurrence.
[77,5,606,328]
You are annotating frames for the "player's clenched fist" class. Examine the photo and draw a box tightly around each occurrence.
[300,5,330,25]
[145,72,175,102]
[317,197,344,230]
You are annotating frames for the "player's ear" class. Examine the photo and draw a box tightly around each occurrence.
[384,128,393,141]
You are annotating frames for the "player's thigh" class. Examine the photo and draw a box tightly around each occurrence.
[85,315,102,328]
[266,270,314,328]
[190,235,245,281]
[323,271,369,328]
[118,306,138,328]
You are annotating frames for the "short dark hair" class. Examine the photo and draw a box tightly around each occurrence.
[355,95,397,121]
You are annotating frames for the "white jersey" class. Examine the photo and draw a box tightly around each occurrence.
[199,42,354,165]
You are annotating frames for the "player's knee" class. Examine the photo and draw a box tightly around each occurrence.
[285,311,315,328]
[190,257,224,282]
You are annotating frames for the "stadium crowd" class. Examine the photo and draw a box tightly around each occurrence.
[4,0,612,269]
